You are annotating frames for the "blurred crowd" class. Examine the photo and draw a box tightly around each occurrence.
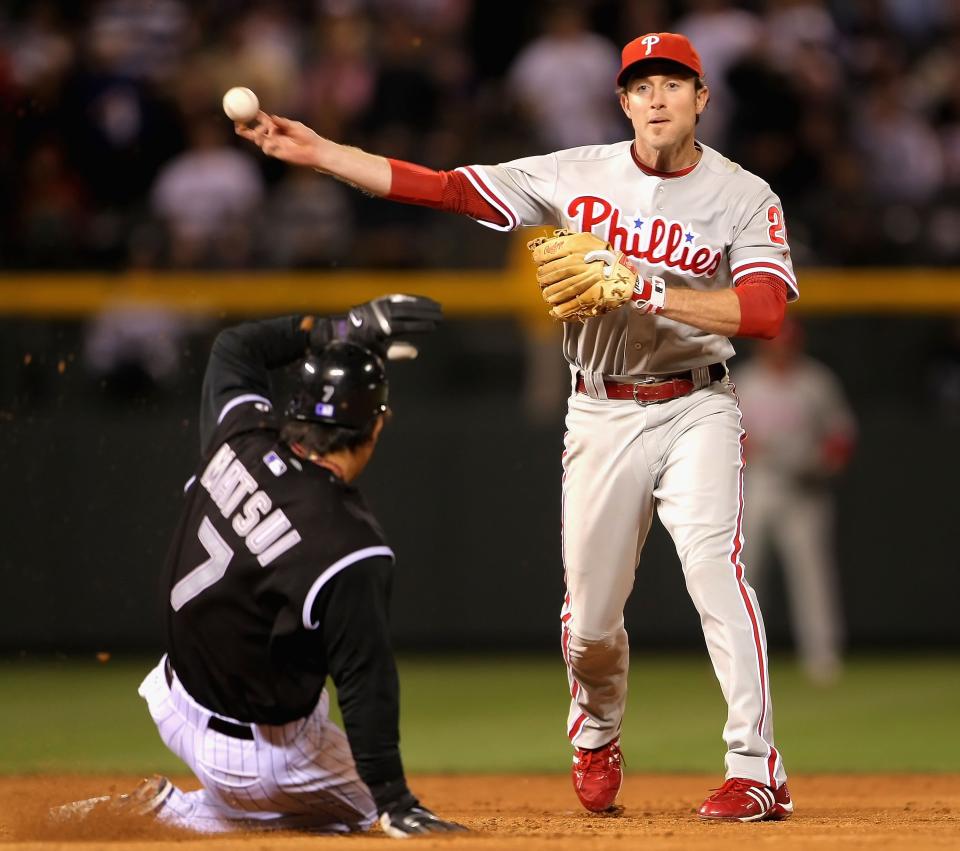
[4,0,960,271]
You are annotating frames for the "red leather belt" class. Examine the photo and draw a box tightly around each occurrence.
[576,362,726,404]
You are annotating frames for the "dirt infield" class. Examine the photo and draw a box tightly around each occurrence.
[1,774,958,850]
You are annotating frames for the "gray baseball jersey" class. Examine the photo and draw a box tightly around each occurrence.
[459,141,798,377]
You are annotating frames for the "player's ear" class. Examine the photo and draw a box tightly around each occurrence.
[695,83,710,116]
[619,91,632,119]
[371,413,386,443]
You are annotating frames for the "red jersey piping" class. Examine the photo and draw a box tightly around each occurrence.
[630,142,700,178]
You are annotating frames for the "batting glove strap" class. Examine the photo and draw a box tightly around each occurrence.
[631,274,667,315]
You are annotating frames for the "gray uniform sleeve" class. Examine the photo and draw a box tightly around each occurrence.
[456,153,560,230]
[728,187,799,302]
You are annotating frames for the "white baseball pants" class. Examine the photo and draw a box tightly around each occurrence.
[138,657,376,833]
[560,380,787,788]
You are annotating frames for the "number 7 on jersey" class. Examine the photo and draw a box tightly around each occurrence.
[170,516,234,611]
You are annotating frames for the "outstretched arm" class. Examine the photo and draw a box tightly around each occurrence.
[235,113,508,225]
[237,112,392,194]
[199,296,442,452]
[199,316,317,453]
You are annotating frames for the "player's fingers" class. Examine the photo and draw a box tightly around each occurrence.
[271,114,307,137]
[536,255,591,286]
[393,302,443,319]
[554,285,600,317]
[550,302,585,321]
[394,307,443,325]
[543,282,596,305]
[238,115,270,143]
[393,320,438,333]
[541,274,582,300]
[244,122,270,148]
[532,245,579,266]
[542,272,597,303]
[545,286,594,308]
[536,253,581,273]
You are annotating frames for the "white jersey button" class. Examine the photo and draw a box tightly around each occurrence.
[634,343,643,350]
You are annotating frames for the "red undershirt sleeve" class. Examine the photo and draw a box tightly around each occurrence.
[734,273,788,339]
[385,158,509,227]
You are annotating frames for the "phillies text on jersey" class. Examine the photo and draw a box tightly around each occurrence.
[459,141,798,377]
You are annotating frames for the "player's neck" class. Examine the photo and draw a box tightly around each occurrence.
[289,442,363,483]
[632,138,701,176]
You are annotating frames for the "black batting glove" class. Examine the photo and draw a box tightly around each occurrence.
[379,793,468,839]
[342,294,443,357]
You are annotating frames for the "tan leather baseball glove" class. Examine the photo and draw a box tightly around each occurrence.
[526,229,638,322]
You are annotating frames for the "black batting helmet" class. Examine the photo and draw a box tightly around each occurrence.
[285,341,388,430]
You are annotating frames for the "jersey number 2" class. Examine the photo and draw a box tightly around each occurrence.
[170,516,234,611]
[767,205,786,245]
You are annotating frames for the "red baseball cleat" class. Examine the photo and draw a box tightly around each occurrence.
[698,778,793,822]
[767,782,794,820]
[571,739,623,812]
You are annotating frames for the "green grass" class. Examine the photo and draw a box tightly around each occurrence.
[1,654,958,774]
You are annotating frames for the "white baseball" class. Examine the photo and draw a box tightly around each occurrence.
[222,87,259,123]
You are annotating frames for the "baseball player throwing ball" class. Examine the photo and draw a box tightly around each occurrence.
[238,31,795,821]
[56,295,467,837]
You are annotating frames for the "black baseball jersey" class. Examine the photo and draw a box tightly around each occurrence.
[160,316,406,802]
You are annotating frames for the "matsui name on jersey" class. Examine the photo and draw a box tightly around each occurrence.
[199,443,302,567]
[567,195,723,278]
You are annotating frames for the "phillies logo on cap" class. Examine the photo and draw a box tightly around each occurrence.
[640,34,661,55]
[617,32,704,86]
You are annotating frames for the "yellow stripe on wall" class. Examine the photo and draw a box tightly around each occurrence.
[2,267,959,318]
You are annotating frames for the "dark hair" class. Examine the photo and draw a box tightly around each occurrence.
[280,417,379,458]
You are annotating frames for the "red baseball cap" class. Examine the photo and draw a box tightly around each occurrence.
[617,32,703,86]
